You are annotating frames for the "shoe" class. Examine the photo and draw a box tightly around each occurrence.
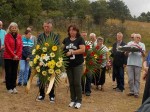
[50,97,55,103]
[134,95,139,98]
[85,92,91,96]
[74,103,81,109]
[23,83,27,86]
[127,93,134,96]
[36,96,44,101]
[13,88,18,94]
[68,102,75,107]
[18,82,22,86]
[8,89,13,94]
[113,87,118,90]
[116,88,123,92]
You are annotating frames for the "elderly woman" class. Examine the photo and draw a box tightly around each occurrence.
[63,25,85,109]
[3,22,22,94]
[127,34,145,98]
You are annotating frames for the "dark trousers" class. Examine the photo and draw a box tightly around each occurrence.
[94,67,106,86]
[113,65,124,90]
[112,66,116,82]
[4,59,19,90]
[66,64,83,103]
[142,67,150,104]
[39,83,55,98]
[81,72,92,93]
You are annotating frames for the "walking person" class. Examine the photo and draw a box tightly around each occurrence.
[0,21,6,83]
[36,20,59,103]
[127,33,145,98]
[81,31,92,96]
[18,30,34,86]
[111,32,127,92]
[63,25,85,109]
[3,22,22,93]
[94,37,110,91]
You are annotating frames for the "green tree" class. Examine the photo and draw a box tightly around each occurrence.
[108,0,131,23]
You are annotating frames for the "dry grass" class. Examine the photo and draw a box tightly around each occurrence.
[0,71,145,112]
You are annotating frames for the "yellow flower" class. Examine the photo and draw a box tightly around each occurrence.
[52,46,57,51]
[56,61,62,68]
[33,58,37,64]
[41,54,45,57]
[50,52,55,58]
[48,77,51,81]
[55,69,61,74]
[42,71,47,76]
[36,66,40,73]
[35,55,40,59]
[42,47,47,52]
[58,57,63,62]
[47,60,56,69]
[45,43,49,47]
[29,61,33,67]
[48,69,54,74]
[32,49,36,55]
[94,54,98,59]
[37,69,40,73]
[36,45,40,50]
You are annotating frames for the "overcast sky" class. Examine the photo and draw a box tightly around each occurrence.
[91,0,150,17]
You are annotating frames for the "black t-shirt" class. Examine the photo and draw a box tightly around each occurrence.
[63,36,85,67]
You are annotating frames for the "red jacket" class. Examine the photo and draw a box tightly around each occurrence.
[3,33,22,60]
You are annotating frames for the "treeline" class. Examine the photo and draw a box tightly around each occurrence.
[0,0,130,28]
[0,0,148,33]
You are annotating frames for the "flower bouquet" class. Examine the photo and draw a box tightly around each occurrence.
[83,44,105,75]
[26,38,67,94]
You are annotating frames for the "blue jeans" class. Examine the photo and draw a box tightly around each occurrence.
[18,60,30,84]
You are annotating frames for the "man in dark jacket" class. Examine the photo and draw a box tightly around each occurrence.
[36,20,59,103]
[111,32,127,92]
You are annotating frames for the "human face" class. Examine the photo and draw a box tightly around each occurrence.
[97,39,103,46]
[117,34,123,41]
[69,27,77,38]
[81,32,87,39]
[26,32,32,39]
[43,23,52,33]
[10,26,18,33]
[134,36,141,43]
[0,23,3,29]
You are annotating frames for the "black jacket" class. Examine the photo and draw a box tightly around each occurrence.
[111,41,127,67]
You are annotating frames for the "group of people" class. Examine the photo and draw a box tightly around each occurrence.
[0,20,149,110]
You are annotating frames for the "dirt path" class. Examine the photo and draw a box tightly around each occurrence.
[0,72,144,112]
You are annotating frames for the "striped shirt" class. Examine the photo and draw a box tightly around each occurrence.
[99,45,109,67]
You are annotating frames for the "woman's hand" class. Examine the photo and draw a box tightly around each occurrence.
[13,55,19,60]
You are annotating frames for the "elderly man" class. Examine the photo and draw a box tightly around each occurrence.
[36,20,59,102]
[127,34,145,98]
[111,32,127,92]
[89,33,97,47]
[0,21,6,83]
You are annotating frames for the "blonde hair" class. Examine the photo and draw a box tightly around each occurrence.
[89,33,96,37]
[7,22,19,33]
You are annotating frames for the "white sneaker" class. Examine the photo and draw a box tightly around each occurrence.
[13,88,18,94]
[50,97,55,103]
[74,103,81,109]
[68,102,75,107]
[8,89,13,94]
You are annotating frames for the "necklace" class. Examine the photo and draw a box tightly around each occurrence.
[70,37,76,41]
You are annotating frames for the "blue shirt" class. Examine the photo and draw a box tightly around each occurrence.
[0,29,6,46]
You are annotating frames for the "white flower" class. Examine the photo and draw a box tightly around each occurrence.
[42,54,50,61]
[32,49,36,55]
